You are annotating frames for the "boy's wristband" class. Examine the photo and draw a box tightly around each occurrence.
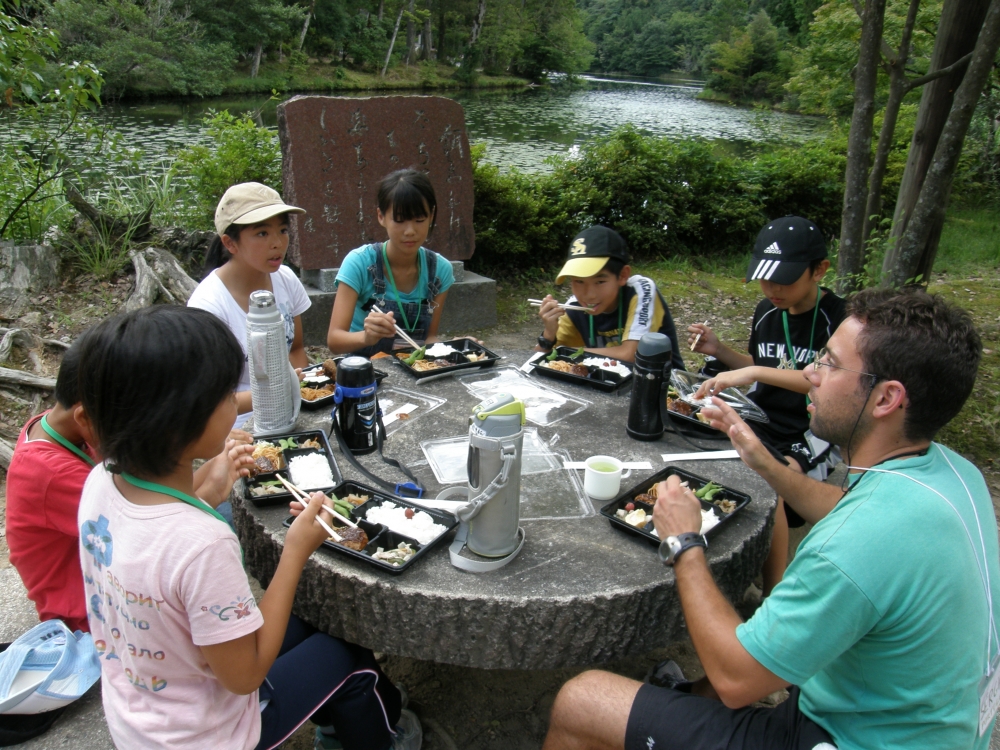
[537,335,555,350]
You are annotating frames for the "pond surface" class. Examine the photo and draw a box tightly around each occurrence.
[94,75,826,174]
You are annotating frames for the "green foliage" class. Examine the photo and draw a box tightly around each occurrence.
[45,0,237,98]
[171,110,282,229]
[0,4,106,239]
[704,11,791,103]
[343,11,391,71]
[469,125,848,275]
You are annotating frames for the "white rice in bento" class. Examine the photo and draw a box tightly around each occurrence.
[364,502,448,545]
[288,453,335,490]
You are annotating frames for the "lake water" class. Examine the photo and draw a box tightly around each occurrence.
[94,75,826,174]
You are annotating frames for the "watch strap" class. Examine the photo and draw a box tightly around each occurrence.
[537,335,555,349]
[662,532,707,566]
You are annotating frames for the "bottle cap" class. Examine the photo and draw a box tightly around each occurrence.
[336,356,376,389]
[637,332,671,357]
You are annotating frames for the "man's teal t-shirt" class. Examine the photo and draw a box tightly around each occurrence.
[737,443,1000,750]
[334,243,454,333]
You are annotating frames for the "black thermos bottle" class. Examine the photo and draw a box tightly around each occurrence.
[334,356,379,455]
[626,333,673,441]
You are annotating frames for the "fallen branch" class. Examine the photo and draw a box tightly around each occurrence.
[66,184,153,241]
[125,249,166,312]
[0,437,14,470]
[0,329,71,350]
[0,366,56,390]
[0,328,36,364]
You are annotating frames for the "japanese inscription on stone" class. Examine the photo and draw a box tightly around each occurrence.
[277,95,475,270]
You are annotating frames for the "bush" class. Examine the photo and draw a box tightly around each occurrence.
[171,111,282,229]
[468,125,848,277]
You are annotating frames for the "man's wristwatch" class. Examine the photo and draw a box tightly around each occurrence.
[658,533,707,566]
[537,335,555,350]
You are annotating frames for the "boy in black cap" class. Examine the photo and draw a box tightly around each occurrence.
[535,225,685,369]
[688,216,846,593]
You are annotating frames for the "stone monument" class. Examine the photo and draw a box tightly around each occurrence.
[277,95,475,270]
[277,95,496,345]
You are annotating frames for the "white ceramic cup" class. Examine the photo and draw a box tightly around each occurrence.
[584,455,632,501]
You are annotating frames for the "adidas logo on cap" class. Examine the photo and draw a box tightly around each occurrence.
[763,242,781,255]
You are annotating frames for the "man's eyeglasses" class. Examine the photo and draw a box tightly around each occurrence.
[811,347,879,380]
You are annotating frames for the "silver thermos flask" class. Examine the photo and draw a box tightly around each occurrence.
[246,290,300,436]
[466,393,525,557]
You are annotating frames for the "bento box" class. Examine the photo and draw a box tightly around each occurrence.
[282,480,458,573]
[243,430,341,507]
[532,346,633,393]
[666,370,769,435]
[391,339,501,382]
[299,359,388,411]
[600,466,751,546]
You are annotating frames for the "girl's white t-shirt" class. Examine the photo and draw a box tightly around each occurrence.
[188,265,311,426]
[78,465,265,749]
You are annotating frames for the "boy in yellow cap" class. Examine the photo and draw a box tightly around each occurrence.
[535,225,685,368]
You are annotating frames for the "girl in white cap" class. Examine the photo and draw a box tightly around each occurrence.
[188,182,312,428]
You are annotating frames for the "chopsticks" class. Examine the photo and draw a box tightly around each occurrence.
[276,476,358,541]
[691,320,709,351]
[371,304,422,350]
[527,298,593,313]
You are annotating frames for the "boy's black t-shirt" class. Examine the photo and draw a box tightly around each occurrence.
[747,287,846,446]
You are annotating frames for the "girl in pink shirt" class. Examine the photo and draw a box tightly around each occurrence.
[76,306,416,750]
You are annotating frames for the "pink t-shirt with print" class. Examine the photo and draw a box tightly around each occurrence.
[78,465,264,749]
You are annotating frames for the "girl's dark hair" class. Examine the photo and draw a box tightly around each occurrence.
[54,327,97,408]
[377,169,437,234]
[203,223,241,278]
[78,306,244,478]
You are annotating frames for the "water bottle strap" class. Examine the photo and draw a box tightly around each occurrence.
[328,406,425,498]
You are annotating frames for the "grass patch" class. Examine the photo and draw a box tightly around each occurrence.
[934,204,1000,276]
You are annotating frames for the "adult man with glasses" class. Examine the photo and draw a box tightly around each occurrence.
[542,288,999,750]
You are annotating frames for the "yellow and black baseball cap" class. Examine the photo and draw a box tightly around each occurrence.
[555,226,630,284]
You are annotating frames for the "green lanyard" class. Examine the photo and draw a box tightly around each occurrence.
[588,290,624,348]
[40,414,95,467]
[781,286,822,370]
[119,472,230,527]
[381,242,422,333]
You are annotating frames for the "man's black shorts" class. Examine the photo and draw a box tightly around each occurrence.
[625,684,837,750]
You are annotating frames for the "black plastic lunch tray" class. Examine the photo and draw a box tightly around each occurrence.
[600,466,752,546]
[391,339,501,381]
[282,480,458,574]
[532,346,633,393]
[300,360,388,411]
[243,430,342,507]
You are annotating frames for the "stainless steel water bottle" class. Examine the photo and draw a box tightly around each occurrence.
[333,356,379,455]
[626,332,673,441]
[247,290,300,436]
[465,393,525,557]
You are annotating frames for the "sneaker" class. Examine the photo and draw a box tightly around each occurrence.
[644,659,692,692]
[391,708,423,750]
[314,726,343,750]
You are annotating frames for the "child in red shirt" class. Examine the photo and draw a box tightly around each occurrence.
[7,330,253,632]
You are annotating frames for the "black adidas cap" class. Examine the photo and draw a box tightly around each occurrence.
[745,216,827,286]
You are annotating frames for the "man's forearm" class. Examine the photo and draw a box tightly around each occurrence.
[756,454,843,524]
[674,548,788,707]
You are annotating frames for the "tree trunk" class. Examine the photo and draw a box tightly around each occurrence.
[422,0,434,61]
[382,6,406,77]
[251,42,264,78]
[378,0,385,23]
[405,0,416,65]
[883,0,991,273]
[438,0,446,59]
[860,0,921,249]
[836,0,887,293]
[298,0,316,51]
[885,0,1000,287]
[469,0,486,47]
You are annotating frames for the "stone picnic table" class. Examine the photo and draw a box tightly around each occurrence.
[233,349,776,671]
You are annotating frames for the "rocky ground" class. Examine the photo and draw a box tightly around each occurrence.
[2,262,999,749]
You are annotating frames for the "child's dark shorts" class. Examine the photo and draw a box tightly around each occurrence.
[625,684,837,750]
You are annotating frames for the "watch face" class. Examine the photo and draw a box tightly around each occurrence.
[659,536,682,565]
